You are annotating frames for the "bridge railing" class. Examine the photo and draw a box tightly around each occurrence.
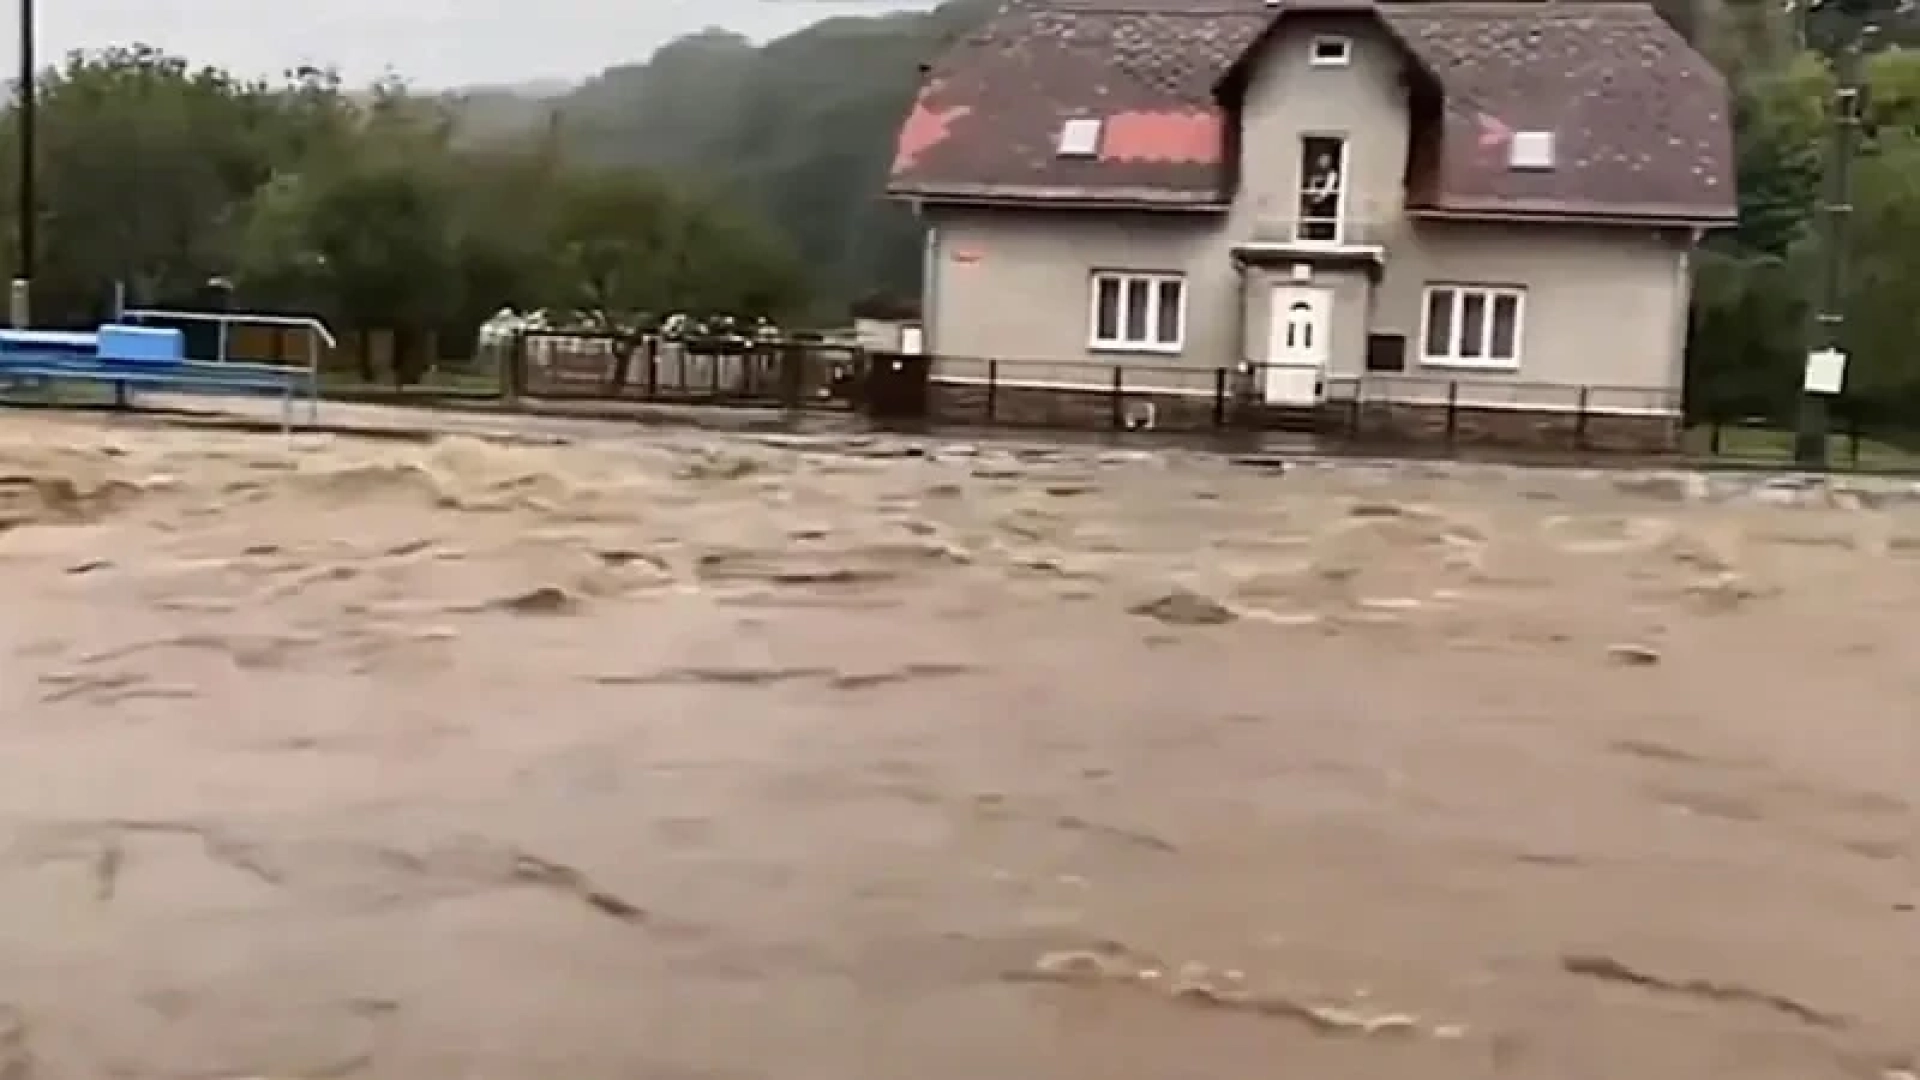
[119,307,336,418]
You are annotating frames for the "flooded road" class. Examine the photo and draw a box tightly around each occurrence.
[0,414,1911,1079]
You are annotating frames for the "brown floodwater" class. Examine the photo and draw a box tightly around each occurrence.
[0,411,1911,1079]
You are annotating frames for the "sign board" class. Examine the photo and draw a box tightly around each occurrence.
[1803,347,1847,395]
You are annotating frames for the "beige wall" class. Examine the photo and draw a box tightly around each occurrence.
[919,14,1696,413]
[1367,221,1692,412]
[925,210,1239,389]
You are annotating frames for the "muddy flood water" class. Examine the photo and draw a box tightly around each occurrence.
[0,412,1910,1079]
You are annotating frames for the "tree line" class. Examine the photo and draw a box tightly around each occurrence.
[1680,0,1920,428]
[518,0,1920,431]
[0,45,811,380]
[11,0,1920,429]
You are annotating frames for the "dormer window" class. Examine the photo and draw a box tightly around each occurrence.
[1310,36,1352,67]
[1057,117,1103,158]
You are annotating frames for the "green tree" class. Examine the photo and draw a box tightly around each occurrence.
[542,166,806,387]
[515,0,997,312]
[28,46,282,320]
[543,166,804,322]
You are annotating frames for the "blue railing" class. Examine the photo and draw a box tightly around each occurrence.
[119,307,336,421]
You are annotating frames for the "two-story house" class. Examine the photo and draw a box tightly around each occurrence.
[886,0,1736,447]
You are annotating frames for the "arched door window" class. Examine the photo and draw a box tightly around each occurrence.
[1284,301,1315,352]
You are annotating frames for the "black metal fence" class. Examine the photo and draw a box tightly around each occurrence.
[502,327,872,409]
[1684,392,1920,470]
[312,336,1920,470]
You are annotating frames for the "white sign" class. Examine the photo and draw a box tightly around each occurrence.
[1803,347,1847,395]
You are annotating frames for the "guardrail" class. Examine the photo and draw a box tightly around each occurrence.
[119,307,335,422]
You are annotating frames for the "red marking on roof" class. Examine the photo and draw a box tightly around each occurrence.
[1100,109,1225,165]
[893,86,971,173]
[1476,113,1512,149]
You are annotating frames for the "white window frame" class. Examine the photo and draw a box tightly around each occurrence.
[1293,133,1349,246]
[1088,271,1186,354]
[1420,284,1526,370]
[1309,36,1352,67]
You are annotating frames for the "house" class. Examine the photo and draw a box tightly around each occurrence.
[886,0,1736,447]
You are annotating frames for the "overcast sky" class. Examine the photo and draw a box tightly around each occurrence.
[1,0,927,89]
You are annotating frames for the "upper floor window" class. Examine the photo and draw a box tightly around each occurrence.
[1422,285,1524,369]
[1295,134,1347,244]
[1090,271,1185,353]
[1310,36,1352,67]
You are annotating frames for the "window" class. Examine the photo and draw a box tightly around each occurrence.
[1283,301,1316,353]
[1310,36,1352,66]
[1057,117,1103,158]
[1422,285,1524,368]
[1295,135,1348,244]
[1090,272,1185,352]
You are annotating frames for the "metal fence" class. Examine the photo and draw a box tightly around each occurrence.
[505,328,868,409]
[300,336,1920,471]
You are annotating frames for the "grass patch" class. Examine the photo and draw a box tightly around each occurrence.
[1685,424,1920,470]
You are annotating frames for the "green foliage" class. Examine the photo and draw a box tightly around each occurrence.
[1686,25,1920,427]
[20,0,1920,430]
[0,43,810,366]
[501,0,998,311]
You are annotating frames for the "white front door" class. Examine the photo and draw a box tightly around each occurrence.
[1263,286,1330,405]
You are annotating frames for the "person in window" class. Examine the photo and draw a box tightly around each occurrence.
[1300,151,1342,238]
[1304,152,1341,200]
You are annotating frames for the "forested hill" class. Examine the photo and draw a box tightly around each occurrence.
[449,0,998,314]
[440,0,1920,432]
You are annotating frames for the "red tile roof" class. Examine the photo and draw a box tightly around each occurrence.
[1101,109,1226,164]
[888,0,1736,224]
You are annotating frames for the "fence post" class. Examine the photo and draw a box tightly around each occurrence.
[1575,386,1591,449]
[986,359,999,422]
[1445,381,1459,445]
[778,343,803,409]
[1212,368,1228,429]
[1110,366,1124,430]
[505,330,525,405]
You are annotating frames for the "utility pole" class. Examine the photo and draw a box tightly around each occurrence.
[11,0,33,327]
[1794,7,1882,468]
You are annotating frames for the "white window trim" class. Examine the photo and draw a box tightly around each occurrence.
[1088,271,1187,354]
[1309,36,1352,67]
[1420,284,1526,371]
[1293,133,1349,247]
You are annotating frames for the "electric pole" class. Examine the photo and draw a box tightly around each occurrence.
[12,0,33,327]
[1794,3,1884,468]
